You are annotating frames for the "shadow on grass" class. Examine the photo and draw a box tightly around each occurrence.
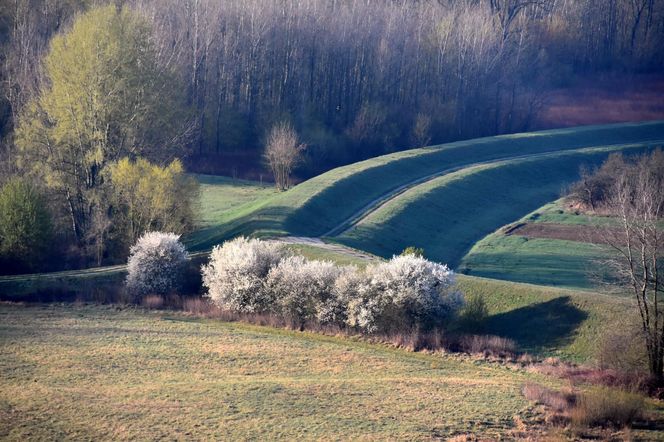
[485,296,588,355]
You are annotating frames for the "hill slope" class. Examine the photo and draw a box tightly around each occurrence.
[186,121,664,251]
[332,143,654,266]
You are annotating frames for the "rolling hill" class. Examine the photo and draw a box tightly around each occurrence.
[186,121,664,252]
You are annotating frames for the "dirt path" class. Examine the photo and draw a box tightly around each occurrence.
[322,140,664,237]
[275,236,379,262]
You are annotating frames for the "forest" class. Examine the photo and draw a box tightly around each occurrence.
[2,0,663,179]
[0,0,663,271]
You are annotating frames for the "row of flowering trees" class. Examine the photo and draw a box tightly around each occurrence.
[126,233,463,334]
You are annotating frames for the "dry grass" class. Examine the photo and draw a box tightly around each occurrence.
[0,303,552,440]
[522,383,575,413]
[570,387,645,429]
[459,335,517,358]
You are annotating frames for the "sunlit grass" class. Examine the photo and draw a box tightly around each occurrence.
[1,303,553,440]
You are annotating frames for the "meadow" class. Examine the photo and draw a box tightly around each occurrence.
[185,121,664,251]
[0,303,552,440]
[460,200,622,289]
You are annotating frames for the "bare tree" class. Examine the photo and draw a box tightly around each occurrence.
[264,122,305,191]
[598,150,664,380]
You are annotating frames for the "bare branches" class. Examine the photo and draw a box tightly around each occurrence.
[263,122,305,191]
[592,150,664,379]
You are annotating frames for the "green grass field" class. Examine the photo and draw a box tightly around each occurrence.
[0,303,555,440]
[186,121,664,251]
[460,200,617,289]
[195,175,277,228]
[456,275,633,361]
[333,144,651,267]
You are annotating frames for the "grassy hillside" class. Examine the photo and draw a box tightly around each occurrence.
[460,200,617,289]
[186,121,664,250]
[0,303,554,440]
[333,143,651,266]
[456,275,632,361]
[195,175,277,228]
[0,239,634,364]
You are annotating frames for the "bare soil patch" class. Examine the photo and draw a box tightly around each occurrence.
[508,222,615,245]
[536,74,664,129]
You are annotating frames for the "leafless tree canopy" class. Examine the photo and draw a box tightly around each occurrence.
[593,150,664,379]
[1,0,664,175]
[264,122,305,191]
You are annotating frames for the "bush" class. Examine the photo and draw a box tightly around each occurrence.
[458,294,489,332]
[108,157,199,255]
[201,237,285,313]
[522,383,575,413]
[0,178,52,272]
[401,246,424,258]
[570,387,644,428]
[350,254,463,333]
[266,255,342,327]
[460,335,516,357]
[126,232,189,298]
[596,324,648,374]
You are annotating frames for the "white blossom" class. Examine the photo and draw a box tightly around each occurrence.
[349,254,463,333]
[201,237,285,312]
[267,255,341,325]
[126,231,189,297]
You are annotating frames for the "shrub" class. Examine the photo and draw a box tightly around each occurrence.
[350,254,463,333]
[0,178,52,272]
[460,335,517,357]
[266,255,341,327]
[126,232,189,298]
[401,246,424,258]
[108,157,199,253]
[522,383,575,413]
[458,294,489,332]
[570,387,644,428]
[596,323,648,374]
[201,237,285,313]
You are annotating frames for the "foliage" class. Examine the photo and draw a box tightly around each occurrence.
[458,294,489,332]
[108,157,198,249]
[201,237,285,313]
[401,246,424,258]
[0,178,52,272]
[15,5,190,250]
[266,255,341,327]
[264,122,305,191]
[125,232,189,298]
[349,254,462,333]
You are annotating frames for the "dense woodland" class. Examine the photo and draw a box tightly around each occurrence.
[0,0,663,271]
[2,0,664,176]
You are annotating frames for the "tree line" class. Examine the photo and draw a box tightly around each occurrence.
[0,0,663,272]
[2,0,664,177]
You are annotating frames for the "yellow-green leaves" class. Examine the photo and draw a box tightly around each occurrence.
[108,157,198,246]
[15,5,189,246]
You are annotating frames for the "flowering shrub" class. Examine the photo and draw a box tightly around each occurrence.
[200,237,463,334]
[350,254,463,333]
[126,232,189,298]
[201,237,285,312]
[267,256,341,326]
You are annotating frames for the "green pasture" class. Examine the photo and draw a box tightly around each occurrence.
[333,144,651,267]
[0,303,552,440]
[186,121,664,250]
